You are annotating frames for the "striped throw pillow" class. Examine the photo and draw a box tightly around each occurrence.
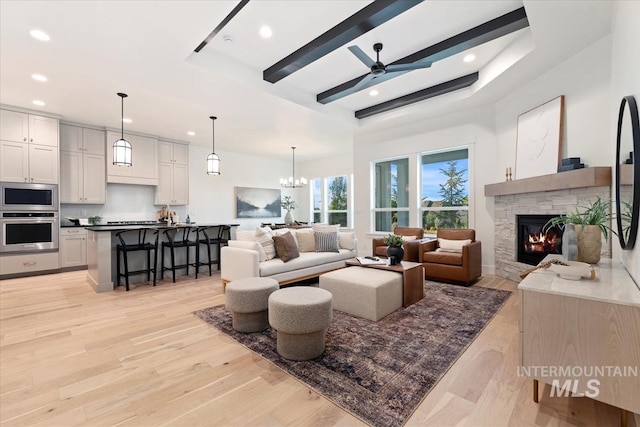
[255,226,276,260]
[315,231,339,253]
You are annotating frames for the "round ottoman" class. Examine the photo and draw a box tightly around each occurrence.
[225,277,279,333]
[268,287,333,361]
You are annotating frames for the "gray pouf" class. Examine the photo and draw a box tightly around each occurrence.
[226,277,279,333]
[268,287,333,361]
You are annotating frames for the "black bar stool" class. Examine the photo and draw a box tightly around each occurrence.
[196,225,231,275]
[161,227,199,282]
[115,228,159,291]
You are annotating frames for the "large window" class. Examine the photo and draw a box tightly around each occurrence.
[311,175,350,226]
[373,157,409,232]
[420,148,469,232]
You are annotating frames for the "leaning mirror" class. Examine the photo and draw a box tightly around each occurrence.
[615,95,640,249]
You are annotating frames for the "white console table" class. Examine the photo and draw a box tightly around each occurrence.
[519,256,640,426]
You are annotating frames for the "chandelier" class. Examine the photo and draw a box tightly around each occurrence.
[280,146,307,188]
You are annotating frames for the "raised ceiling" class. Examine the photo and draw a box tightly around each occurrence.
[0,1,613,161]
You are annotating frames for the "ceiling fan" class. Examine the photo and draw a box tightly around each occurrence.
[347,43,432,91]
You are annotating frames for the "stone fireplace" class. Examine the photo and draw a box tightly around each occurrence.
[485,167,612,281]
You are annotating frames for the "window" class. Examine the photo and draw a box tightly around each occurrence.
[373,157,409,232]
[420,148,469,232]
[311,175,350,226]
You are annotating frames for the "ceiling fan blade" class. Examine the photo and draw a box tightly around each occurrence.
[350,73,376,93]
[386,61,432,73]
[348,45,376,68]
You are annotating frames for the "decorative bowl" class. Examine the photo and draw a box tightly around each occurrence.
[550,261,593,280]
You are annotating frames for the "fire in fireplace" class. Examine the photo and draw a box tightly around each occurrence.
[517,214,564,265]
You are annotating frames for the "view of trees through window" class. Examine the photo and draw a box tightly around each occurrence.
[312,175,349,226]
[421,148,469,231]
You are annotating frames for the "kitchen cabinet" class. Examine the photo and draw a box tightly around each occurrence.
[0,140,58,184]
[0,252,59,276]
[155,141,189,205]
[60,228,87,268]
[106,131,158,185]
[0,109,59,184]
[60,124,105,204]
[0,110,58,146]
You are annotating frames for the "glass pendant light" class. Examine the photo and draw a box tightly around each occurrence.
[113,92,132,166]
[207,116,220,175]
[280,146,307,188]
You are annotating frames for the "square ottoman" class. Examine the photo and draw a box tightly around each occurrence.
[320,267,402,321]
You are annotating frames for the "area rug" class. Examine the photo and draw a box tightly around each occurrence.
[194,282,511,427]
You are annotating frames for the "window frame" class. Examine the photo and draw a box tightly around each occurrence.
[311,174,352,227]
[371,155,411,233]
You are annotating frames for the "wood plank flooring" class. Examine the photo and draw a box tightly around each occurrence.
[0,271,636,426]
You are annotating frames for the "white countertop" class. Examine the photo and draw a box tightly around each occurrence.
[518,255,640,307]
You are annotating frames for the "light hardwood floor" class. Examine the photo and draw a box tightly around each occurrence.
[0,271,635,426]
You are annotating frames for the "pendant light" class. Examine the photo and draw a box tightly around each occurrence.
[207,116,220,175]
[113,92,132,166]
[280,146,307,188]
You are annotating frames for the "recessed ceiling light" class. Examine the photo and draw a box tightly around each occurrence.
[30,29,50,41]
[187,131,195,136]
[32,100,45,106]
[122,118,132,124]
[259,26,272,38]
[31,73,48,82]
[369,89,379,97]
[222,35,234,43]
[463,54,476,63]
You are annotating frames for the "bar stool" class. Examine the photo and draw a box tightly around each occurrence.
[160,227,199,282]
[196,225,231,275]
[115,228,159,291]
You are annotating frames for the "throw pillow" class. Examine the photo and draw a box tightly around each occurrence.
[401,235,417,241]
[312,223,340,233]
[273,227,298,248]
[338,231,356,250]
[438,238,471,251]
[235,229,267,261]
[295,229,316,252]
[272,231,300,262]
[228,240,268,262]
[255,226,276,260]
[436,248,463,254]
[315,231,340,253]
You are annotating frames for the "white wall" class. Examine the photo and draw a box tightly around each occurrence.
[611,1,640,282]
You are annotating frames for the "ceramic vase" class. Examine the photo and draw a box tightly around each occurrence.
[386,246,404,264]
[576,225,602,264]
[284,210,293,225]
[561,224,578,261]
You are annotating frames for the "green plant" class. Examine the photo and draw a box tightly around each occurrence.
[544,196,613,240]
[281,196,297,211]
[88,215,102,225]
[383,233,404,247]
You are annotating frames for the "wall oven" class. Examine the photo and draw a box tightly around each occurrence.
[1,182,58,211]
[0,212,59,253]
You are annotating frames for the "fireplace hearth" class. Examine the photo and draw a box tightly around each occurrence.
[517,215,563,265]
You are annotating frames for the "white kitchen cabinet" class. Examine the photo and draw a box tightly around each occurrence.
[0,140,58,184]
[60,125,105,204]
[0,252,59,276]
[60,228,87,268]
[0,110,58,146]
[155,141,189,205]
[106,131,158,185]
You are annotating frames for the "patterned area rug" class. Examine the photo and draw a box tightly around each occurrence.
[194,281,511,427]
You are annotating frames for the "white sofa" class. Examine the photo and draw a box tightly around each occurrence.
[221,227,357,290]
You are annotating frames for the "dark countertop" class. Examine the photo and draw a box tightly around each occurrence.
[85,223,239,232]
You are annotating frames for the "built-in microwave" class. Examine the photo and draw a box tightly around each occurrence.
[0,182,58,211]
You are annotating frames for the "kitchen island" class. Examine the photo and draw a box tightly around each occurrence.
[86,223,238,292]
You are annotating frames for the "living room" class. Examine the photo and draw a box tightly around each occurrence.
[1,0,638,426]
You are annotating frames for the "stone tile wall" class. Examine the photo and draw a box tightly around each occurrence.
[494,186,611,281]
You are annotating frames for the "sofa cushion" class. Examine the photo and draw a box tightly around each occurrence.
[260,249,353,277]
[272,231,300,262]
[234,230,267,261]
[424,250,463,266]
[338,231,356,250]
[315,231,340,253]
[313,223,340,233]
[295,229,316,252]
[255,226,276,260]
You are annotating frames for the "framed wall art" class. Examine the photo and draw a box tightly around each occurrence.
[235,187,281,218]
[514,95,564,180]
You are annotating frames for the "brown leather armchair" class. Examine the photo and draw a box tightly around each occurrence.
[418,229,482,285]
[372,227,425,262]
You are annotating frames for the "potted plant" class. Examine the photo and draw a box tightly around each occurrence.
[281,196,297,225]
[88,215,102,225]
[544,196,612,263]
[383,233,405,264]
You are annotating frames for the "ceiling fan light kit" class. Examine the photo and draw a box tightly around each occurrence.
[280,146,307,188]
[113,92,132,167]
[207,116,221,175]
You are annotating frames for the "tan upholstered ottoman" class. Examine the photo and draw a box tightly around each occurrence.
[225,277,279,333]
[320,267,402,321]
[268,287,333,361]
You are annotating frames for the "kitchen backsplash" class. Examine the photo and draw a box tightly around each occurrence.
[60,184,187,225]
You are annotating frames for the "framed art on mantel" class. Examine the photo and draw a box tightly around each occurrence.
[514,95,564,180]
[235,187,281,218]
